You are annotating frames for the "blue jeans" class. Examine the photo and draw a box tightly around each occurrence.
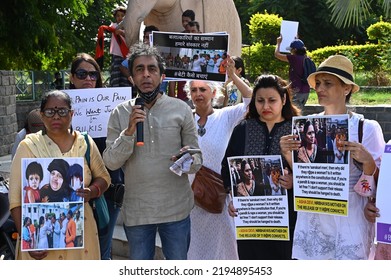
[123,215,190,260]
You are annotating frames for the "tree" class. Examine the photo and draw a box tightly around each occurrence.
[234,0,372,50]
[326,0,391,28]
[0,0,125,70]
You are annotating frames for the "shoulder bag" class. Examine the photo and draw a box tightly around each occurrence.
[191,165,227,214]
[82,132,110,230]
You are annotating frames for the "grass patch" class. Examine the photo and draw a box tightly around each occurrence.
[306,90,391,105]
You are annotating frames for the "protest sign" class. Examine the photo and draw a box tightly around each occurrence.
[292,115,350,216]
[152,31,229,82]
[279,20,299,53]
[228,155,290,240]
[64,87,132,138]
[21,157,84,251]
[376,143,391,244]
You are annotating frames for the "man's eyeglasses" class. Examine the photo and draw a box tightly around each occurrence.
[74,69,99,81]
[42,108,71,118]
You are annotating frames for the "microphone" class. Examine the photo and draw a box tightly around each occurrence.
[135,98,144,147]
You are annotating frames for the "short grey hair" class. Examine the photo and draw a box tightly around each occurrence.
[183,80,225,107]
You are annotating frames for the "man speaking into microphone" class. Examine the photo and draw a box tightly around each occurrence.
[103,43,202,260]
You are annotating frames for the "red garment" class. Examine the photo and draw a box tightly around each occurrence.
[176,81,188,101]
[23,186,40,203]
[95,25,129,69]
[65,218,76,248]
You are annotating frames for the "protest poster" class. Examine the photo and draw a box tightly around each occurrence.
[64,87,132,138]
[376,143,391,244]
[21,157,84,251]
[292,115,350,216]
[279,20,299,53]
[228,155,290,241]
[152,31,229,82]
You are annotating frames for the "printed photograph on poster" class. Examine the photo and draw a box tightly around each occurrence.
[152,31,229,82]
[292,115,350,216]
[20,157,85,251]
[64,87,132,138]
[279,20,299,53]
[375,143,391,245]
[227,155,290,241]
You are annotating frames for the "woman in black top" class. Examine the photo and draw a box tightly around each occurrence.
[221,74,300,260]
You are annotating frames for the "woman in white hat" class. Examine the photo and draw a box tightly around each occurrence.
[280,54,385,259]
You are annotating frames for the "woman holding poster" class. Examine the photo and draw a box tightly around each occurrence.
[281,55,385,260]
[221,74,300,260]
[9,90,110,259]
[69,53,125,260]
[184,58,252,260]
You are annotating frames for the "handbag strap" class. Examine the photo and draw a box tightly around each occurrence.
[358,118,364,143]
[81,132,90,167]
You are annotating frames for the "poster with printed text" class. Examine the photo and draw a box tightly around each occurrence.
[292,115,350,216]
[375,143,391,244]
[228,155,290,241]
[152,31,229,82]
[21,157,84,251]
[64,87,132,138]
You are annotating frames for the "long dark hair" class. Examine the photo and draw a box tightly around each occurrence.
[69,53,103,89]
[246,74,300,120]
[302,120,314,146]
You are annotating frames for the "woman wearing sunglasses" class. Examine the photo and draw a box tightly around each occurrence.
[69,53,103,89]
[9,90,110,259]
[68,53,125,260]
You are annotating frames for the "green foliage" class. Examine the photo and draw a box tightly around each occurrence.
[248,12,282,45]
[326,0,391,28]
[241,43,289,81]
[367,20,391,43]
[0,0,125,70]
[236,0,373,51]
[307,89,391,105]
[309,44,389,85]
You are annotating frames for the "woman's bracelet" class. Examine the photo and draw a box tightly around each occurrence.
[90,183,101,198]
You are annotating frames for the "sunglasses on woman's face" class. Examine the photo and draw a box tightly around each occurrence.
[74,69,99,81]
[42,108,71,118]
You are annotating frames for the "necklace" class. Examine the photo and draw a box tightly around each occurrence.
[197,123,206,136]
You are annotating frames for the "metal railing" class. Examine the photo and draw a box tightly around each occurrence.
[14,70,111,101]
[14,70,68,101]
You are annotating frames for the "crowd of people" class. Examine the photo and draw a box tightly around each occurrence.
[22,210,83,250]
[7,5,391,261]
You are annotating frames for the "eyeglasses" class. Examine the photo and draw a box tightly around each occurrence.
[42,108,71,118]
[74,69,99,81]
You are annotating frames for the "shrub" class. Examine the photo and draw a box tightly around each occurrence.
[367,20,391,44]
[241,43,289,81]
[248,12,282,45]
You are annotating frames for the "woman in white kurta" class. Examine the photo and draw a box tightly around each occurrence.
[281,55,385,259]
[185,59,252,259]
[37,216,49,249]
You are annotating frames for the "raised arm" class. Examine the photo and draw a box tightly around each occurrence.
[274,35,289,62]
